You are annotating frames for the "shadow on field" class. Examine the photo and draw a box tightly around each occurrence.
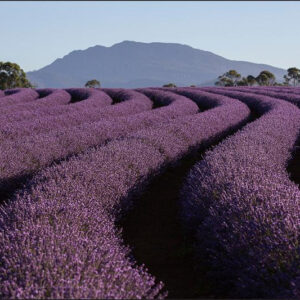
[287,134,300,187]
[120,111,260,298]
[120,151,213,298]
[0,174,34,205]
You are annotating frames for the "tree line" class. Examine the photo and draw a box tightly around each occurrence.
[215,68,300,87]
[0,61,300,90]
[162,67,300,88]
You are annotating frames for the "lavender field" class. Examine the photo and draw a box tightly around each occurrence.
[0,86,299,299]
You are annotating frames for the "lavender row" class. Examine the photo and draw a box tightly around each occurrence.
[0,89,152,141]
[163,87,232,110]
[0,89,198,191]
[0,88,110,119]
[35,88,71,106]
[251,86,300,95]
[0,89,72,124]
[226,86,300,108]
[1,88,39,107]
[0,89,250,298]
[181,88,300,298]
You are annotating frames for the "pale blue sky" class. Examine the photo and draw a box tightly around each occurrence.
[1,1,299,72]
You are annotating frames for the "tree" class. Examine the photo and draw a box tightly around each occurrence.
[283,75,291,86]
[85,79,101,88]
[215,70,241,87]
[274,82,285,86]
[256,70,276,86]
[236,77,249,86]
[163,83,177,88]
[284,67,300,86]
[246,75,257,86]
[215,77,234,87]
[0,61,33,90]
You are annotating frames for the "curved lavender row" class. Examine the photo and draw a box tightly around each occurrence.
[252,86,300,95]
[181,88,300,298]
[35,88,72,105]
[0,140,167,299]
[165,87,233,110]
[65,88,111,106]
[0,89,72,124]
[0,88,107,117]
[137,88,200,113]
[102,88,142,103]
[0,90,4,97]
[227,86,300,108]
[0,88,112,127]
[124,88,250,168]
[1,88,39,107]
[146,86,241,112]
[0,90,250,298]
[0,89,198,189]
[0,89,152,141]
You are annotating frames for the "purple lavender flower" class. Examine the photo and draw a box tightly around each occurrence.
[0,89,152,141]
[225,86,300,108]
[182,88,300,298]
[1,88,39,106]
[0,88,250,298]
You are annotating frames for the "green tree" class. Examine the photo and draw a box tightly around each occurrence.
[256,70,276,86]
[215,70,241,87]
[283,75,291,86]
[0,62,33,90]
[236,77,249,86]
[85,79,101,88]
[215,77,234,87]
[246,75,257,86]
[285,67,300,86]
[163,83,177,88]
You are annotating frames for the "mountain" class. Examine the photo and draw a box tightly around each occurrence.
[27,41,286,88]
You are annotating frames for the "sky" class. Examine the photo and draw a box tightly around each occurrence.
[1,1,300,72]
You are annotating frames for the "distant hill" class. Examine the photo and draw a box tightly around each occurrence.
[27,41,286,88]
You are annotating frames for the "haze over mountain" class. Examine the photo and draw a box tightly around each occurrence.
[27,41,286,88]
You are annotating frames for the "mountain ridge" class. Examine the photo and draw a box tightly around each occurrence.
[27,41,286,88]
